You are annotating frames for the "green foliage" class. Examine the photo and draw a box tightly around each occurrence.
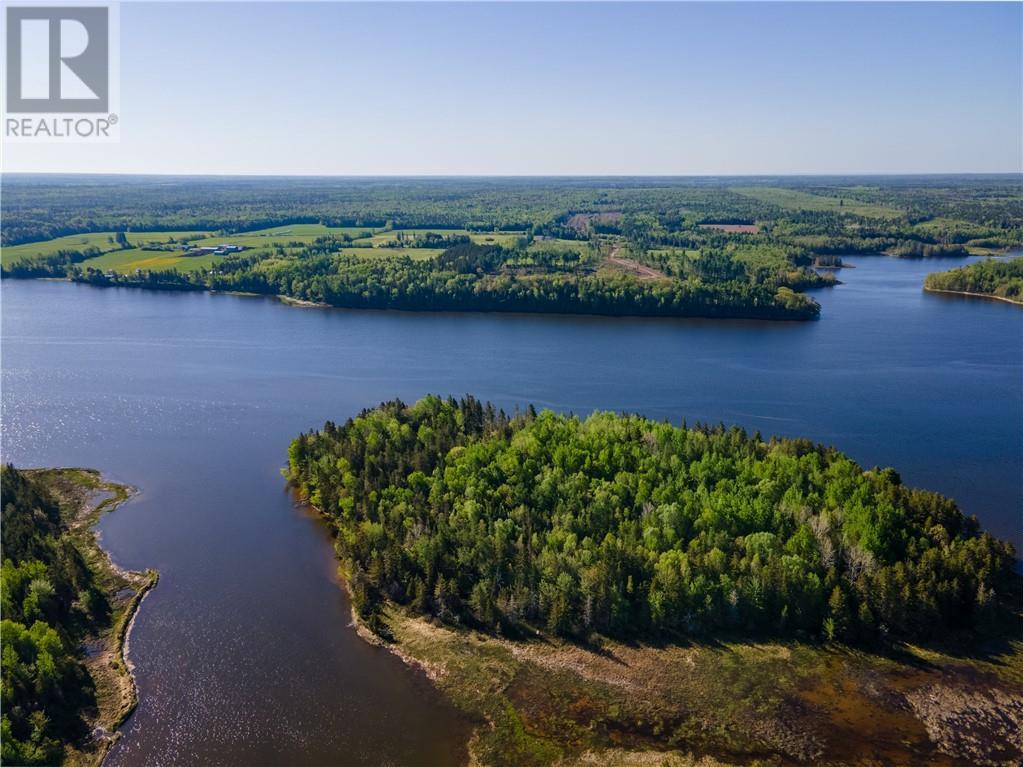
[288,398,1017,645]
[65,244,822,321]
[6,176,1021,320]
[925,257,1023,302]
[1,466,106,764]
[886,241,970,259]
[1,619,91,766]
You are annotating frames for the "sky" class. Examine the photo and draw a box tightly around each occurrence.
[4,1,1021,176]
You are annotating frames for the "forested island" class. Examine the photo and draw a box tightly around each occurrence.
[3,175,1021,320]
[1,467,156,767]
[924,257,1023,305]
[286,396,1023,766]
[288,396,1015,643]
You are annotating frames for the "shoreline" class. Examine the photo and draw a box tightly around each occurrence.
[923,286,1023,306]
[4,275,818,322]
[286,476,1023,767]
[30,468,159,767]
[337,589,1023,767]
[295,494,445,679]
[276,294,331,309]
[110,570,158,732]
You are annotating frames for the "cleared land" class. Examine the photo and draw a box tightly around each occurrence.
[605,255,665,280]
[25,230,579,275]
[698,223,761,234]
[566,212,623,233]
[1,231,210,267]
[731,187,902,218]
[372,604,1023,767]
[77,249,220,274]
[4,179,1018,316]
[3,226,541,275]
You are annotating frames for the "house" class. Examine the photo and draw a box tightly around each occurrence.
[185,244,246,256]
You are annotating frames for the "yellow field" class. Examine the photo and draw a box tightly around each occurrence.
[77,249,220,274]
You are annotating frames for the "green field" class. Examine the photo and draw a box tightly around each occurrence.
[731,187,902,218]
[1,231,213,267]
[232,223,375,242]
[469,231,527,247]
[2,225,383,273]
[77,249,221,274]
[239,223,372,237]
[123,231,212,246]
[2,232,122,266]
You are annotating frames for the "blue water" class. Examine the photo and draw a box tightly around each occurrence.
[1,254,1020,766]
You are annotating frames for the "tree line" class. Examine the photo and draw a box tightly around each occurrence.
[287,396,1016,645]
[924,257,1023,302]
[5,176,1019,248]
[1,467,109,765]
[64,242,823,321]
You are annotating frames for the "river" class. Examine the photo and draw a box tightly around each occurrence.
[1,254,1020,766]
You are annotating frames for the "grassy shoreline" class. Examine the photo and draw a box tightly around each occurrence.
[24,468,158,767]
[288,396,1023,766]
[306,489,1022,767]
[923,286,1023,306]
[295,456,1023,766]
[342,597,1023,767]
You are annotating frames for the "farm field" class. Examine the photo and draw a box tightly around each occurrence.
[77,249,221,274]
[2,225,386,273]
[731,187,902,218]
[238,223,373,237]
[123,231,213,246]
[3,178,1019,321]
[3,227,574,276]
[1,231,213,268]
[2,232,123,265]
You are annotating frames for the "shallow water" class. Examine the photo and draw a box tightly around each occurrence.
[1,254,1020,765]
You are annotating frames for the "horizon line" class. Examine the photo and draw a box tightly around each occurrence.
[4,171,1022,180]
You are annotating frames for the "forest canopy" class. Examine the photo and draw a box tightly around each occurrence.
[10,240,823,321]
[1,467,102,766]
[924,257,1023,304]
[287,397,1017,645]
[6,175,1022,321]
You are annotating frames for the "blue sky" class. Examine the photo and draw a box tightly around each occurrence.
[7,2,1022,175]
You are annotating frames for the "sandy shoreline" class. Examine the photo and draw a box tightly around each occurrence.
[923,286,1023,306]
[32,469,159,767]
[276,294,331,309]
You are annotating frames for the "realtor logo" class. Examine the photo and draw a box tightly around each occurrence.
[6,6,109,112]
[4,3,118,141]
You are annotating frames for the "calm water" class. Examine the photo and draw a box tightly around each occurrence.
[2,255,1021,766]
